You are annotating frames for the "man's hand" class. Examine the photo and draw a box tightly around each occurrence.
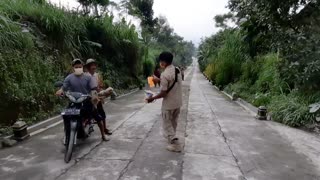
[153,75,160,84]
[55,89,64,96]
[145,97,155,103]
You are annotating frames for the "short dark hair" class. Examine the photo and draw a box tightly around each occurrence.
[159,52,173,64]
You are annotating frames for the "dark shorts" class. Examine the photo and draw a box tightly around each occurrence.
[97,101,106,120]
[82,101,104,122]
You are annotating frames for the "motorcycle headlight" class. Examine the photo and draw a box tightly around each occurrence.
[66,94,77,103]
[76,96,88,103]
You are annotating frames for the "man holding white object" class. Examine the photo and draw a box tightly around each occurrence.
[146,52,183,152]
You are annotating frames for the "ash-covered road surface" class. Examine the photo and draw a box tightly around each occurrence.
[1,63,320,180]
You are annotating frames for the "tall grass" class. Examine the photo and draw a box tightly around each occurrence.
[0,14,34,50]
[253,54,287,93]
[269,93,316,127]
[205,31,248,86]
[0,0,88,55]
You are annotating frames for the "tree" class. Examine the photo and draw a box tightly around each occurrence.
[121,0,158,33]
[77,0,110,17]
[214,12,235,28]
[121,1,194,68]
[198,29,232,71]
[121,0,159,77]
[151,16,195,67]
[228,0,319,31]
[227,0,320,90]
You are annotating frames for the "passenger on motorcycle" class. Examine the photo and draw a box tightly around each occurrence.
[85,59,113,135]
[56,59,110,141]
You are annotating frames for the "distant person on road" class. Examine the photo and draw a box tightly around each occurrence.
[153,65,161,87]
[56,59,109,141]
[146,52,183,152]
[179,66,185,81]
[85,59,113,136]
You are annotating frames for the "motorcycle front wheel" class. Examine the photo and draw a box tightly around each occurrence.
[64,120,77,163]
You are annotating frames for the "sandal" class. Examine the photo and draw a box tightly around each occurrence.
[102,135,110,141]
[105,129,113,135]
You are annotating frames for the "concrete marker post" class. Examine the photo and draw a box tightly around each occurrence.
[12,121,30,141]
[256,106,268,120]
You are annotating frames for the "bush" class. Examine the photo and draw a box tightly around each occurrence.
[269,93,316,127]
[226,81,255,102]
[278,30,320,91]
[240,59,259,85]
[142,59,154,78]
[213,31,248,86]
[0,50,58,126]
[252,93,271,107]
[204,63,216,83]
[102,63,140,90]
[0,0,88,55]
[86,17,142,74]
[254,53,287,94]
[0,15,35,50]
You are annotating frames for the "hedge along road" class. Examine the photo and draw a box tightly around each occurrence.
[1,61,320,180]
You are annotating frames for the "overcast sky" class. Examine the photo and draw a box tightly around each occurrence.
[49,0,229,45]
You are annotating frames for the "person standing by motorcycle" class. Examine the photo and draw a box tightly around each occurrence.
[56,59,110,141]
[85,59,112,135]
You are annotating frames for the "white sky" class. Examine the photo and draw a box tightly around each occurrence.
[49,0,229,45]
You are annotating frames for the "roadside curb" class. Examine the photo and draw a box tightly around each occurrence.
[213,85,258,117]
[3,88,141,141]
[212,82,320,135]
[213,84,275,121]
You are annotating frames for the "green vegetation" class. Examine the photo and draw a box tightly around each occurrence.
[0,0,194,132]
[124,1,195,69]
[199,0,320,129]
[269,93,317,127]
[204,31,247,86]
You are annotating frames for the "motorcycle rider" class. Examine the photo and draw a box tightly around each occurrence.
[56,59,110,141]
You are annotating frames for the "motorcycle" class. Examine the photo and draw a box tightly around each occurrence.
[55,82,95,163]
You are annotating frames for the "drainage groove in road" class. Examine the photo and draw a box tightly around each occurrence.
[111,105,146,133]
[54,141,103,180]
[180,67,194,179]
[197,74,248,180]
[116,116,160,180]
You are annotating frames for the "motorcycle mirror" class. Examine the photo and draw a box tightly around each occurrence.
[54,81,63,88]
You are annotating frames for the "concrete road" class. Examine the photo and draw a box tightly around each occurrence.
[183,66,320,180]
[1,63,320,180]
